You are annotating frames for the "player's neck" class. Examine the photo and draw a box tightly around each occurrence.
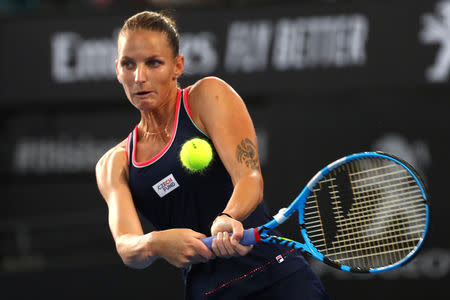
[138,94,177,140]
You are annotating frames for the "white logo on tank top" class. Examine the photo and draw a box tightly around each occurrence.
[152,174,180,198]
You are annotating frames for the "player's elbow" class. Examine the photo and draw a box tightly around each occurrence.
[117,249,154,270]
[257,174,264,204]
[249,171,264,204]
[115,235,155,269]
[122,257,152,269]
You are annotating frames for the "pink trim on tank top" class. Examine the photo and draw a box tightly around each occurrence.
[131,89,182,167]
[183,88,193,119]
[125,131,132,161]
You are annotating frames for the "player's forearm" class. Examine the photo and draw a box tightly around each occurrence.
[223,172,263,221]
[115,233,158,269]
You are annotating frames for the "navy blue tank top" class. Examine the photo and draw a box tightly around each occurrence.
[127,89,306,299]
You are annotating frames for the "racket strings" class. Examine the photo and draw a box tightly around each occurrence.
[307,214,426,241]
[303,157,427,270]
[346,161,419,268]
[307,226,426,252]
[318,196,426,230]
[305,187,425,222]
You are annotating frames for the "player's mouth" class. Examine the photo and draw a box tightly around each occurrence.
[134,90,153,98]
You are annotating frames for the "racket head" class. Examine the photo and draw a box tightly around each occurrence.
[260,151,429,273]
[301,151,429,273]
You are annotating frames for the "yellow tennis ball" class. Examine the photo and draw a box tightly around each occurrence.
[180,138,213,172]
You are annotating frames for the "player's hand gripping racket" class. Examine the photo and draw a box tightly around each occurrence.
[201,152,429,273]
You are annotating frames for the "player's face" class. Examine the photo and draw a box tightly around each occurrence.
[116,30,183,111]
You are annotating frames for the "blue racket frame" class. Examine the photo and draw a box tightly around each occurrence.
[257,151,429,273]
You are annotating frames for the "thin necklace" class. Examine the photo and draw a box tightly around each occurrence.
[140,117,172,139]
[142,127,170,139]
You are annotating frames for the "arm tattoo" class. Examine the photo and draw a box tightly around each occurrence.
[236,138,260,170]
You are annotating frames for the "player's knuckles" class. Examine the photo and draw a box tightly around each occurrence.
[232,222,243,231]
[232,222,243,232]
[182,248,199,261]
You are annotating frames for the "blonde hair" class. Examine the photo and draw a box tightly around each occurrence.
[119,11,180,56]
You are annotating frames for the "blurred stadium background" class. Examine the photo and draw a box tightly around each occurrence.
[1,0,449,299]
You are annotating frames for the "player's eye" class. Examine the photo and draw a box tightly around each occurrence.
[147,59,162,68]
[121,60,135,70]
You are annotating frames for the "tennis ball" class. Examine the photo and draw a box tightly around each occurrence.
[180,138,213,172]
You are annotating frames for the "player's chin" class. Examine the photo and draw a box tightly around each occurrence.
[133,98,157,111]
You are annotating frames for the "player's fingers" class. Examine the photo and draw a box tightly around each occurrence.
[217,232,234,258]
[230,222,244,243]
[194,239,214,261]
[222,232,237,256]
[231,238,253,256]
[212,232,226,257]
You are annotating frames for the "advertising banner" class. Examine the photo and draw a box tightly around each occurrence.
[1,1,449,103]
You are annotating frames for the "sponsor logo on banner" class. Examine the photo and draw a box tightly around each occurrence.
[225,20,273,73]
[181,32,218,74]
[152,174,180,198]
[51,30,219,83]
[224,14,369,73]
[420,0,450,82]
[13,136,117,174]
[51,31,118,83]
[272,15,368,70]
[50,14,368,83]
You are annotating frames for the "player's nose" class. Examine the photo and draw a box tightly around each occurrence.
[134,65,148,83]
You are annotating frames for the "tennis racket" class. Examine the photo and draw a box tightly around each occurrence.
[201,151,429,273]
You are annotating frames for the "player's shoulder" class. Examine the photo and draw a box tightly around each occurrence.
[96,139,128,175]
[187,76,241,110]
[188,76,235,99]
[190,76,228,89]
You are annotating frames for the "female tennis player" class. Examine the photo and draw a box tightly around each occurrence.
[95,11,330,299]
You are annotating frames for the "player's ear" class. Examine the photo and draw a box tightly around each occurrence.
[115,59,122,84]
[173,55,184,80]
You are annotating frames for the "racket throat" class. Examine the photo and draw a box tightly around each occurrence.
[273,207,289,224]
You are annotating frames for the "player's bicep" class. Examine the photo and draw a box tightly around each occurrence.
[195,78,261,180]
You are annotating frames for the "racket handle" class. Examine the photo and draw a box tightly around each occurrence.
[201,228,257,250]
